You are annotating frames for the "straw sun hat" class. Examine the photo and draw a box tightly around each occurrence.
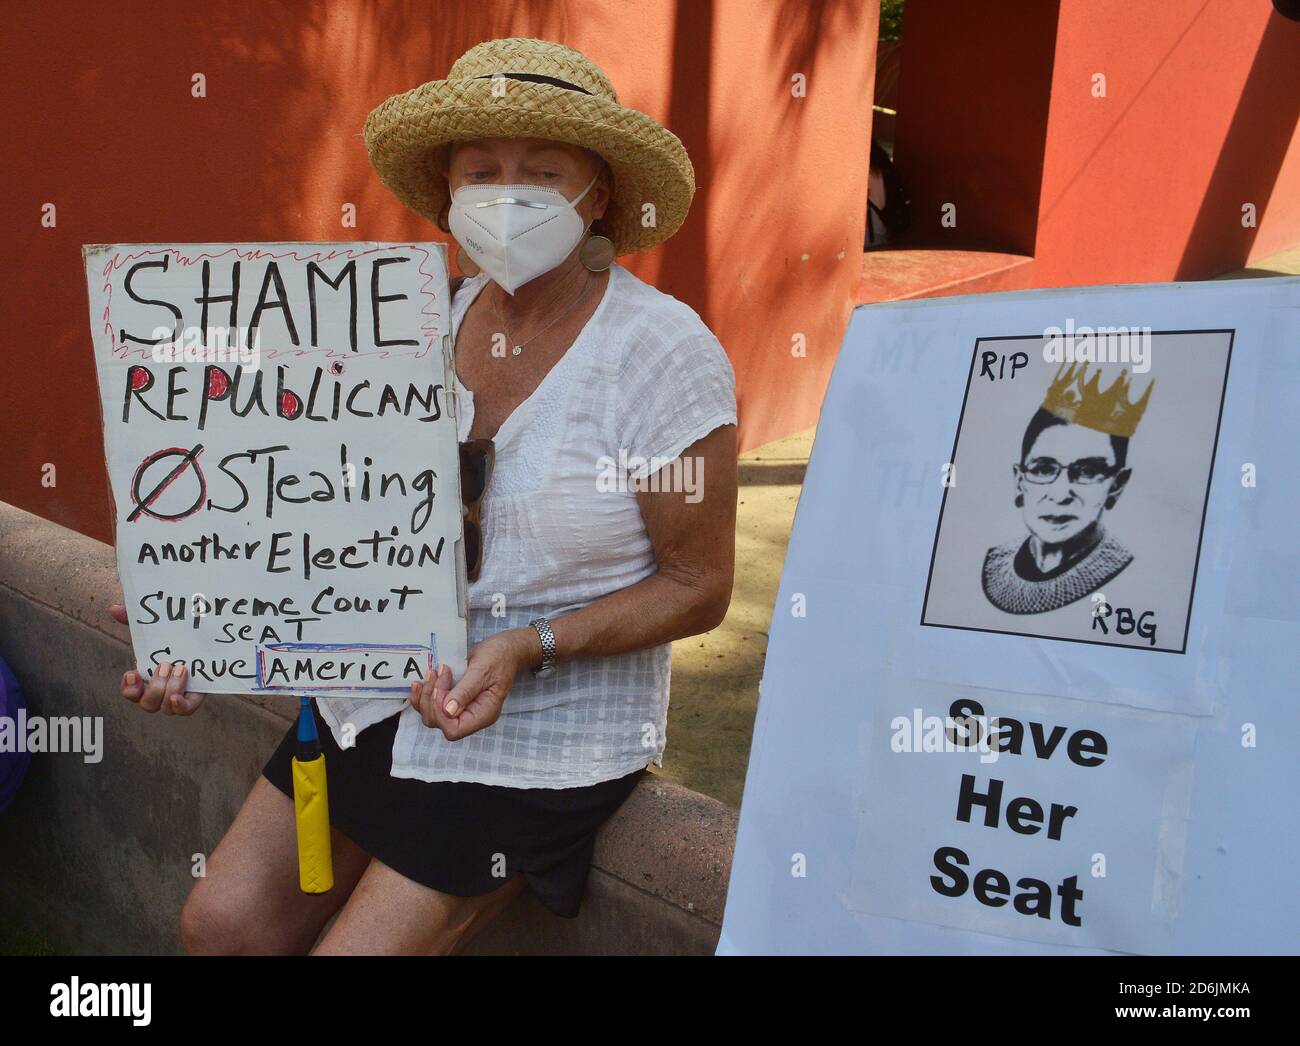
[363,37,696,257]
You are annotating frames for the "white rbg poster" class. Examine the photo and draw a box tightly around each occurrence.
[718,277,1300,955]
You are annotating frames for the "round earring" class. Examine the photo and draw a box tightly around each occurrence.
[455,246,480,277]
[579,234,615,272]
[1015,493,1024,507]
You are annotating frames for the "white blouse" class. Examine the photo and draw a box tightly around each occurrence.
[315,262,738,788]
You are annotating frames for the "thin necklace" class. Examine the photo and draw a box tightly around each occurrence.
[491,270,593,357]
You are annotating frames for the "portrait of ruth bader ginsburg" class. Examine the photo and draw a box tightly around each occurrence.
[981,362,1154,617]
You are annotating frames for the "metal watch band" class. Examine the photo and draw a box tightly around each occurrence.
[528,617,557,677]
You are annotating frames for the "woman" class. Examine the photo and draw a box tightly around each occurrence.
[982,364,1149,616]
[113,37,738,954]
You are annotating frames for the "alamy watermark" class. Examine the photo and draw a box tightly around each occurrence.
[596,449,704,503]
[149,325,261,371]
[50,978,150,1025]
[1042,319,1151,373]
[0,711,103,763]
[891,707,1002,764]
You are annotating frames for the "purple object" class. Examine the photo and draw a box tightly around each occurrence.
[0,655,30,816]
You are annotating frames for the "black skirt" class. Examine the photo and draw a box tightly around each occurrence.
[261,699,647,918]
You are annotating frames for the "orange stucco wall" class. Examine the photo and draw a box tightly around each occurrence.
[890,1,1300,286]
[0,0,877,543]
[1033,0,1300,284]
[4,1,1298,545]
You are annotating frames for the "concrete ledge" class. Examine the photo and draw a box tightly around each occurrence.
[859,248,1035,303]
[0,500,735,955]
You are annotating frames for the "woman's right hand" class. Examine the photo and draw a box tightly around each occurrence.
[111,599,206,716]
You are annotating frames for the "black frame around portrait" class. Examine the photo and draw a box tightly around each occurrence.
[918,329,1236,655]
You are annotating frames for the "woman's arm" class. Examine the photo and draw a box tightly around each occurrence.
[547,422,738,659]
[411,423,739,739]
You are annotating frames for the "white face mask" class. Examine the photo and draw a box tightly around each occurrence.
[448,173,599,295]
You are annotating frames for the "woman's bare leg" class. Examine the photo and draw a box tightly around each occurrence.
[311,860,527,956]
[180,776,373,955]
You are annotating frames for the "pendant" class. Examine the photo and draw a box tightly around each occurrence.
[511,346,523,357]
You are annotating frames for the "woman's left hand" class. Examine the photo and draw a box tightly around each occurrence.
[409,627,538,741]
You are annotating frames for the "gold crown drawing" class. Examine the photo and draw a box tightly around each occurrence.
[1041,363,1154,438]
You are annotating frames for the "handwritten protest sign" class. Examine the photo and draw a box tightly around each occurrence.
[84,243,467,698]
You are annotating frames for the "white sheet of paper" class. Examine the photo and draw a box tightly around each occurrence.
[84,243,467,697]
[846,678,1196,953]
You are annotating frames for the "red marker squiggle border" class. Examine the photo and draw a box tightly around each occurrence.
[97,244,447,365]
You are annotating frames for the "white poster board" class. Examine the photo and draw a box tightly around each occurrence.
[718,276,1300,955]
[84,243,467,698]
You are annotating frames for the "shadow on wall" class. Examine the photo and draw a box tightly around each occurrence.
[688,0,875,450]
[2,0,876,541]
[1176,10,1300,277]
[0,1,575,544]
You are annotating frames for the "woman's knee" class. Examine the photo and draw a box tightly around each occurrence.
[180,877,293,956]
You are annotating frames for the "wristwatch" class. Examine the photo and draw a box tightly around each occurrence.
[528,617,558,679]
